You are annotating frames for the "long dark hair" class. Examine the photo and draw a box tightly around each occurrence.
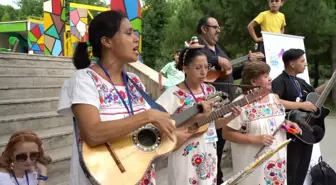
[73,10,127,69]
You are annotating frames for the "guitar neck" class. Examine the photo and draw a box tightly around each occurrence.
[197,97,249,126]
[231,55,248,66]
[315,70,336,107]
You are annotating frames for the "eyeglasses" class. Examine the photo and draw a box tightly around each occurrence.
[207,25,221,30]
[269,0,280,2]
[15,152,40,162]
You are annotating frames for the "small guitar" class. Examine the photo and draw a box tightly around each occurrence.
[205,55,248,83]
[287,70,336,145]
[79,92,225,185]
[205,51,265,83]
[174,87,271,149]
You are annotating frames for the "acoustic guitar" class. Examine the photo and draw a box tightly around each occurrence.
[79,92,225,185]
[205,52,265,83]
[174,87,271,149]
[286,70,336,145]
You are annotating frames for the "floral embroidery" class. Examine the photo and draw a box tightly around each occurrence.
[264,158,286,185]
[86,70,146,107]
[174,84,215,114]
[183,142,200,156]
[244,103,285,121]
[191,153,216,180]
[139,165,155,185]
[189,177,198,184]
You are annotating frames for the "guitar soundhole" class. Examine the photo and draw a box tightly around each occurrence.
[137,129,157,147]
[132,124,161,152]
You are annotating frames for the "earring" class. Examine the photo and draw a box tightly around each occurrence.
[10,162,14,169]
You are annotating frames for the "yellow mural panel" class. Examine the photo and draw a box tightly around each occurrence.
[43,13,53,29]
[71,34,79,43]
[80,17,88,24]
[37,36,44,44]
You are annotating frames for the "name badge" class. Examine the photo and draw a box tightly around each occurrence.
[296,97,301,102]
[204,122,218,144]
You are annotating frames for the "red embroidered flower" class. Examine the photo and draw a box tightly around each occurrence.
[132,77,139,83]
[143,179,150,184]
[196,97,202,103]
[140,97,144,103]
[119,91,126,99]
[206,87,212,92]
[92,73,99,82]
[252,108,256,113]
[194,157,202,164]
[177,90,184,96]
[191,180,196,184]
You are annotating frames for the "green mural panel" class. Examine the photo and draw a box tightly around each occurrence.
[0,22,27,32]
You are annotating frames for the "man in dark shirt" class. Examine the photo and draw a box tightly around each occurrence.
[272,49,326,185]
[196,16,236,185]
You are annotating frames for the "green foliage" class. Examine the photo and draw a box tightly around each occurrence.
[142,0,171,69]
[0,5,21,21]
[141,0,336,75]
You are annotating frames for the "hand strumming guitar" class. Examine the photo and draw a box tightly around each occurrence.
[218,57,232,74]
[299,101,317,112]
[148,109,176,141]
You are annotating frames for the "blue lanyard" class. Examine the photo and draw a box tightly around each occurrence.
[285,71,302,98]
[184,81,205,102]
[96,62,134,115]
[11,171,29,185]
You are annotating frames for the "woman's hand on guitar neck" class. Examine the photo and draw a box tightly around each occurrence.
[299,101,317,112]
[148,109,176,141]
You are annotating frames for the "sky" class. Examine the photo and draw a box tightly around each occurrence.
[0,0,19,9]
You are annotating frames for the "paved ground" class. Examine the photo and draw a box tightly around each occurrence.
[156,117,336,185]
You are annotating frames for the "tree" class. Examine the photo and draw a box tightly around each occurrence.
[0,5,21,21]
[16,0,44,18]
[142,0,171,69]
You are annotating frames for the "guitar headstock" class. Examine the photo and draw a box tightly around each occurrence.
[245,87,271,104]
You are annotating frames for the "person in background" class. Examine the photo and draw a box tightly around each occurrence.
[156,37,241,185]
[0,131,51,185]
[158,49,185,91]
[247,0,286,55]
[272,49,327,185]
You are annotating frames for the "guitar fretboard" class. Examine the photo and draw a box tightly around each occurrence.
[197,97,249,126]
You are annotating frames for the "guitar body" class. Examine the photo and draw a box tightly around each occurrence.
[287,92,330,145]
[205,70,230,83]
[82,124,176,185]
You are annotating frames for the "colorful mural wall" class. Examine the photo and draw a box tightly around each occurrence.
[69,6,88,49]
[43,0,66,56]
[111,0,142,60]
[27,19,44,54]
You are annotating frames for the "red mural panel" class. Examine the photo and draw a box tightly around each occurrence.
[111,0,126,13]
[52,0,61,15]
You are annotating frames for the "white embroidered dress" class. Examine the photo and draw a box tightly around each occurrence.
[57,68,155,185]
[227,94,287,185]
[156,84,218,185]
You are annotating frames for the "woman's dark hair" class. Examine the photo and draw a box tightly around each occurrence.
[176,48,205,71]
[73,10,127,69]
[241,62,271,92]
[282,48,305,66]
